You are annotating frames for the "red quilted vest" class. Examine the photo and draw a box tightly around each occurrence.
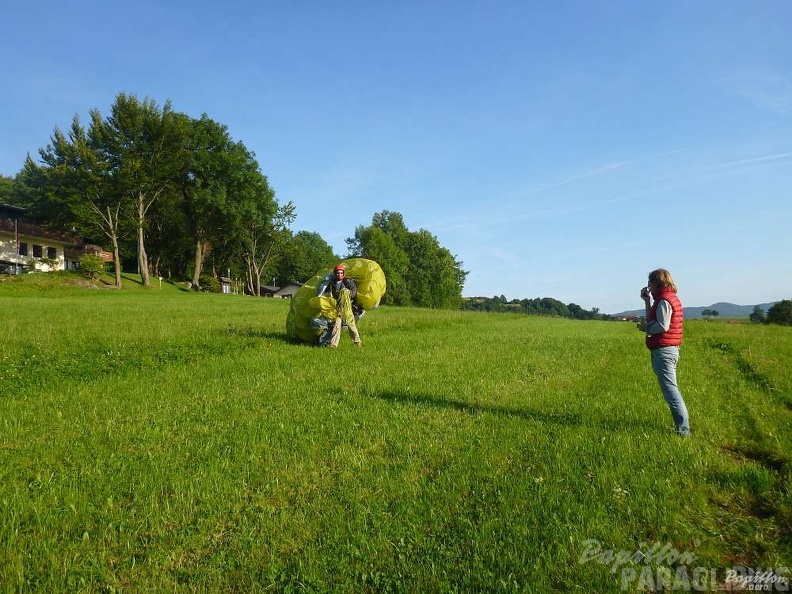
[646,289,683,349]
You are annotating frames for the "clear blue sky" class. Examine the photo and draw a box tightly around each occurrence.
[2,1,791,313]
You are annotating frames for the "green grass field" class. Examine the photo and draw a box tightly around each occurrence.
[1,273,790,592]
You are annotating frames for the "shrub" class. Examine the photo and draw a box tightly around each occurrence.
[198,275,221,293]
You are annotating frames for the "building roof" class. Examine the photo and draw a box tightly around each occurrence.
[0,214,79,245]
[0,203,26,217]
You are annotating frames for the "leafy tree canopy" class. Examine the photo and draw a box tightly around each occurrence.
[766,299,792,326]
[347,210,467,308]
[749,305,766,324]
[14,92,331,294]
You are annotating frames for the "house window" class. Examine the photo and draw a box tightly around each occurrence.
[33,245,42,258]
[18,242,28,256]
[47,247,57,259]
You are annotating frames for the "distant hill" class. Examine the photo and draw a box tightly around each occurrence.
[612,301,778,320]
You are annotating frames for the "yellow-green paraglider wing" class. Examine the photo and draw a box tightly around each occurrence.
[285,258,386,343]
[342,257,387,310]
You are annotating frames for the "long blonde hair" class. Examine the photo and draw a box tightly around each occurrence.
[648,268,677,292]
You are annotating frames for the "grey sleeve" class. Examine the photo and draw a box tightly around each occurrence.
[646,300,672,336]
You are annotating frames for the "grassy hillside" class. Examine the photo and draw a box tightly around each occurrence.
[1,276,790,592]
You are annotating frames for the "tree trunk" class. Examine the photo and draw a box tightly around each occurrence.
[251,259,262,297]
[246,264,254,296]
[192,239,204,289]
[138,224,150,287]
[111,235,122,288]
[100,203,123,289]
[137,194,150,287]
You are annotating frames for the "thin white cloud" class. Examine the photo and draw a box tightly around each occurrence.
[727,68,792,115]
[424,160,632,232]
[702,151,792,173]
[511,161,632,198]
[425,147,792,236]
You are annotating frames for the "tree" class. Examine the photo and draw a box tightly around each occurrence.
[169,114,262,288]
[749,305,766,324]
[20,116,127,287]
[347,211,467,308]
[239,199,294,296]
[701,309,719,320]
[766,300,792,326]
[0,175,17,204]
[274,231,336,285]
[96,94,181,287]
[347,224,410,305]
[18,96,287,289]
[404,229,465,308]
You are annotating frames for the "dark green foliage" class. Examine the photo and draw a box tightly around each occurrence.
[80,254,104,281]
[347,210,467,308]
[273,231,336,284]
[766,299,792,326]
[0,174,20,205]
[198,274,221,293]
[461,295,605,320]
[14,94,314,293]
[749,305,766,324]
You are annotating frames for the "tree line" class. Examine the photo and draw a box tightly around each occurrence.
[460,294,608,320]
[1,93,468,307]
[750,302,792,326]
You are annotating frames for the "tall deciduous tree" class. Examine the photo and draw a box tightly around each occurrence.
[274,230,336,285]
[766,299,792,326]
[21,116,126,287]
[347,210,467,308]
[16,95,327,290]
[237,192,291,296]
[170,114,259,288]
[347,225,409,305]
[95,94,180,287]
[749,305,766,324]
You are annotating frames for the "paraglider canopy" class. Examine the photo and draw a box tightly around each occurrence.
[285,258,386,343]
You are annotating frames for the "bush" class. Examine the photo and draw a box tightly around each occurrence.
[198,275,221,293]
[79,254,105,281]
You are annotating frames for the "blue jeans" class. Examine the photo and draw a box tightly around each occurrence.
[651,346,690,435]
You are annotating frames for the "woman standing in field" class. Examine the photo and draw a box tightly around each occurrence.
[637,269,691,436]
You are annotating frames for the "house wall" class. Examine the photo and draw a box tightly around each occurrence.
[0,230,68,272]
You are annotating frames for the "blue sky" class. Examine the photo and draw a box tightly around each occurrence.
[2,1,791,313]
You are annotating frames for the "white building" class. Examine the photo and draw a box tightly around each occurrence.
[0,204,78,274]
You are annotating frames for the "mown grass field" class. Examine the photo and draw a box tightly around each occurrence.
[1,272,790,592]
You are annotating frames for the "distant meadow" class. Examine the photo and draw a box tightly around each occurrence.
[1,273,789,592]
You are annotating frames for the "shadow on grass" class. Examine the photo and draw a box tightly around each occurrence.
[225,326,303,345]
[367,389,656,432]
